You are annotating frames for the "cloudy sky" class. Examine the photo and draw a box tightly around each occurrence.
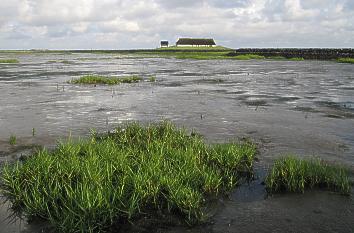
[0,0,353,49]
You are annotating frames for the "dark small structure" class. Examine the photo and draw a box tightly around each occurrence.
[176,38,216,47]
[160,41,169,48]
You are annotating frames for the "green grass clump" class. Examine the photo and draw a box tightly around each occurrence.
[9,135,17,145]
[70,75,142,85]
[1,121,256,233]
[289,57,305,61]
[231,54,265,60]
[148,76,156,82]
[0,59,19,64]
[337,57,354,64]
[265,156,351,195]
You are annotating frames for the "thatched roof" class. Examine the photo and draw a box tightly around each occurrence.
[176,38,216,46]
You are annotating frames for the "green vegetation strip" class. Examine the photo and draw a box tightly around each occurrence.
[338,58,354,64]
[265,156,351,195]
[1,121,256,233]
[0,59,19,63]
[231,54,265,60]
[288,57,305,61]
[70,75,142,85]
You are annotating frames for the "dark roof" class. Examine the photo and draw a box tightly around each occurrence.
[161,41,169,45]
[176,38,216,46]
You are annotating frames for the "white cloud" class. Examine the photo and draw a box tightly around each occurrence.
[0,0,353,49]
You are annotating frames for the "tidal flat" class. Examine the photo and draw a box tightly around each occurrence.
[0,51,353,232]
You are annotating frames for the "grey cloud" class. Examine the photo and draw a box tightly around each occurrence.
[154,0,204,8]
[0,0,353,49]
[208,0,251,8]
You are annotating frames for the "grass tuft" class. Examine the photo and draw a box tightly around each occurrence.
[289,57,305,61]
[9,135,17,145]
[148,76,156,82]
[70,75,142,85]
[1,121,256,233]
[265,156,351,195]
[0,59,19,64]
[337,57,354,64]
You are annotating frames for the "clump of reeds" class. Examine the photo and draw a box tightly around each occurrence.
[69,75,142,85]
[0,59,19,64]
[1,121,256,233]
[265,156,351,195]
[337,58,354,64]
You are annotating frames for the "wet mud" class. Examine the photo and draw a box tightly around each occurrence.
[0,52,353,232]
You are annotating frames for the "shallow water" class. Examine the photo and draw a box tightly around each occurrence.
[0,52,353,232]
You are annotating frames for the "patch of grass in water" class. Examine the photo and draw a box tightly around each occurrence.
[337,57,354,64]
[265,156,351,195]
[1,121,257,233]
[148,76,156,82]
[9,135,17,145]
[289,57,305,61]
[70,75,142,85]
[0,59,19,64]
[231,54,265,60]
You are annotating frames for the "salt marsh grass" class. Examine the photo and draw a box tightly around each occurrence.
[70,75,142,85]
[9,135,17,145]
[231,54,265,60]
[338,58,354,64]
[265,156,351,195]
[1,121,256,233]
[0,59,19,64]
[148,76,156,82]
[289,57,305,61]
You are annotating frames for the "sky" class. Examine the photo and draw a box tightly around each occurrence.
[0,0,353,49]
